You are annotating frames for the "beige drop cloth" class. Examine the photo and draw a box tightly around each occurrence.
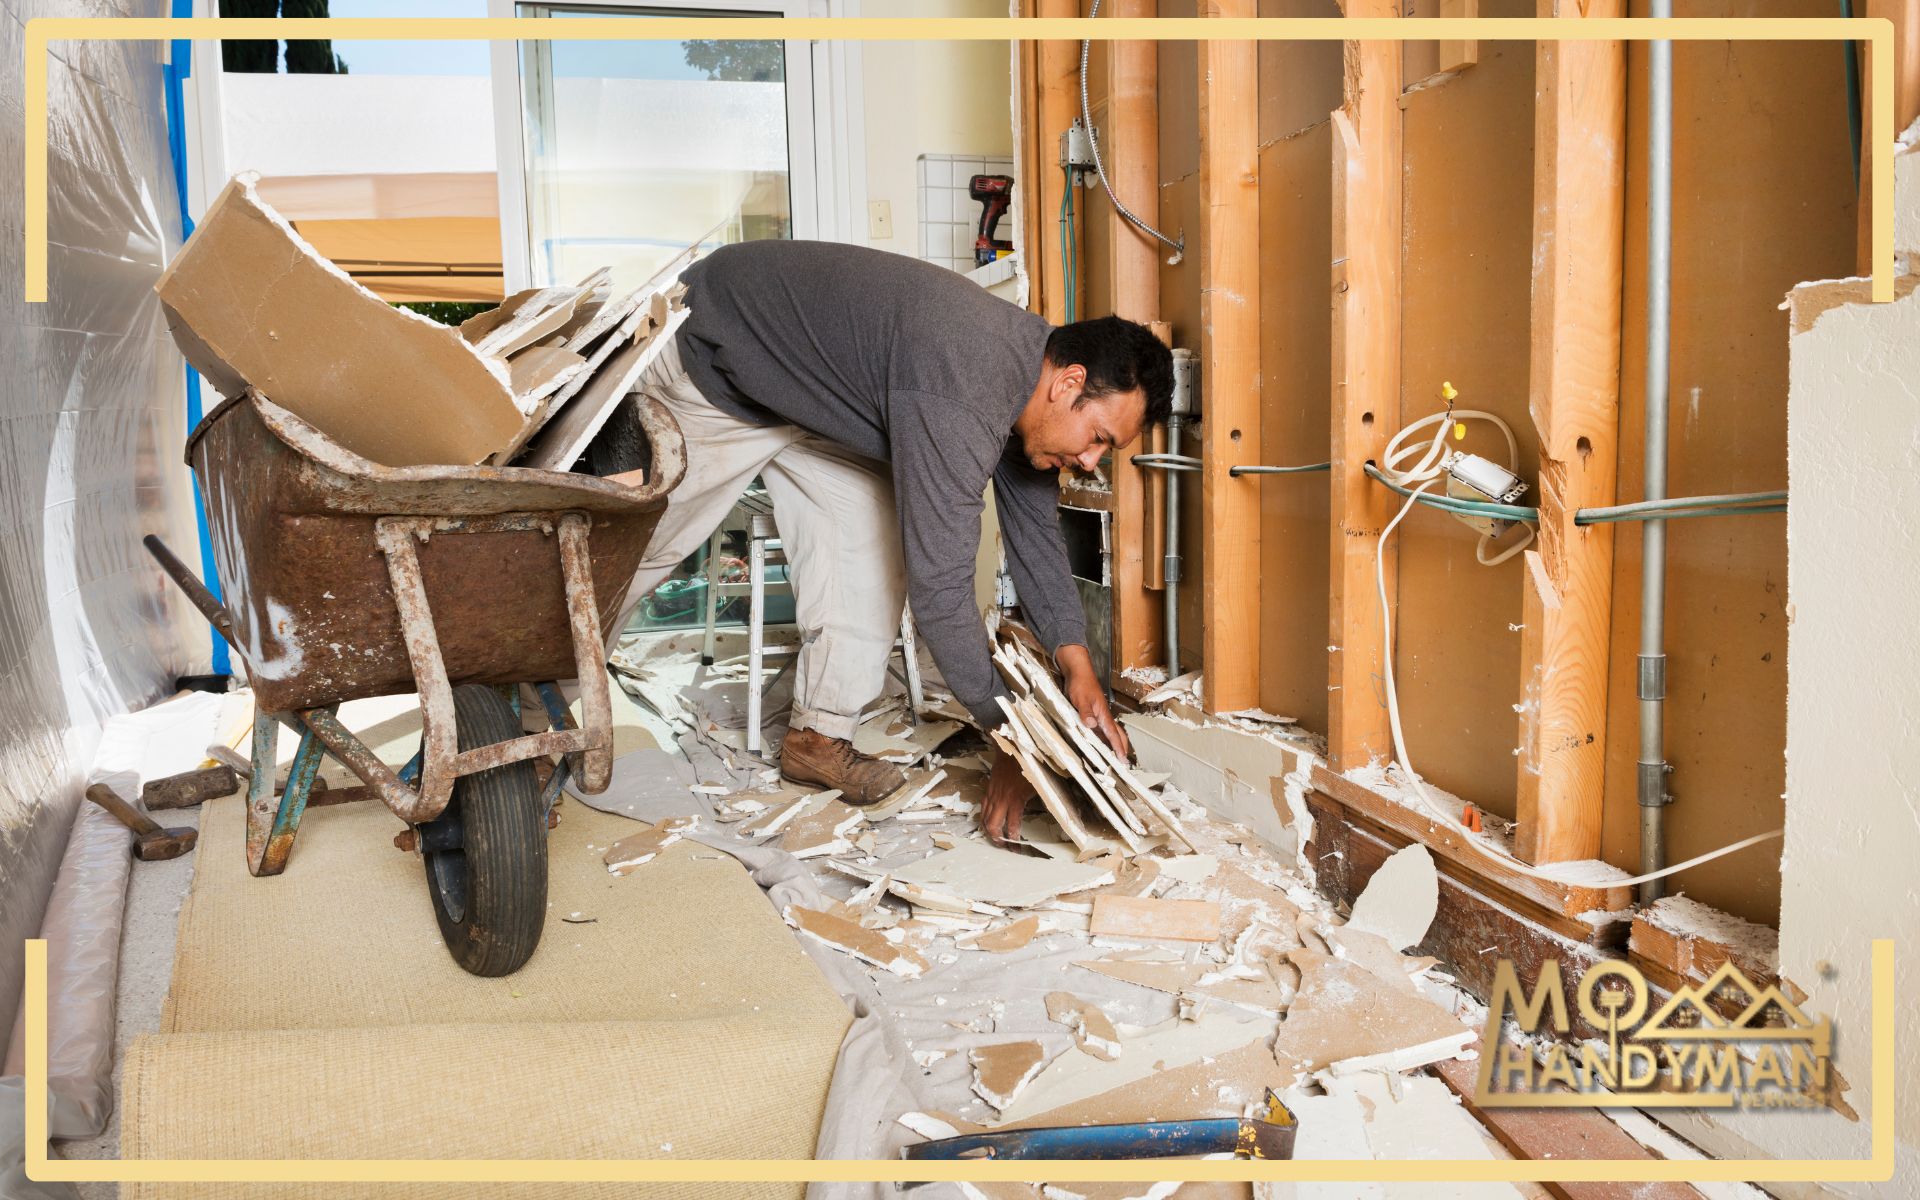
[121,793,852,1198]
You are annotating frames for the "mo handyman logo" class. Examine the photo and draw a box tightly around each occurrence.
[1472,959,1836,1110]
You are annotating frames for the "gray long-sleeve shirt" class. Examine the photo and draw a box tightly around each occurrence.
[674,240,1087,730]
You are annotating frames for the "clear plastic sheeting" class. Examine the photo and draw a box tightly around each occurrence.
[0,0,207,1079]
[3,691,228,1141]
[0,1080,82,1200]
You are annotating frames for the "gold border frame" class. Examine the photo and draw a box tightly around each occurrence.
[17,11,1903,1184]
[20,938,1895,1182]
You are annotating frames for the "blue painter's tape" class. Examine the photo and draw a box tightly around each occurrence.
[161,13,229,675]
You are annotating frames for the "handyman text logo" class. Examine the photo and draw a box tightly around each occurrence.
[1473,959,1835,1110]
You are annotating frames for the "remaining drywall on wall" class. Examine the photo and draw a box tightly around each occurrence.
[1659,129,1920,1197]
[1390,13,1538,819]
[1256,123,1333,735]
[1603,0,1857,927]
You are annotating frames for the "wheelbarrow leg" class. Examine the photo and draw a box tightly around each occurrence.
[243,708,331,876]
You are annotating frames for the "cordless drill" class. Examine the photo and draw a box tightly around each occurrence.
[969,174,1015,267]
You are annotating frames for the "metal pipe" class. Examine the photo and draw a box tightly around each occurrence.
[1639,6,1675,905]
[1163,414,1184,680]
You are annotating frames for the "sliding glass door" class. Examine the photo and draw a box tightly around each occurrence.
[513,3,815,290]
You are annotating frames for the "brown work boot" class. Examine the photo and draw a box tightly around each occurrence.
[781,728,906,806]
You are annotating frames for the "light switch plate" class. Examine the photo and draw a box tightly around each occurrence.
[868,200,894,241]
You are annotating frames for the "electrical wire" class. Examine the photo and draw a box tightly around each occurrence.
[1576,492,1786,524]
[1372,423,1785,892]
[1079,0,1185,264]
[1058,165,1079,323]
[1374,405,1536,566]
[1230,462,1332,477]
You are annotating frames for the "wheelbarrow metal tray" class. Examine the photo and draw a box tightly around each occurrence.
[187,390,685,714]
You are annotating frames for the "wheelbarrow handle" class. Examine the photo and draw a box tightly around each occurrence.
[144,535,239,652]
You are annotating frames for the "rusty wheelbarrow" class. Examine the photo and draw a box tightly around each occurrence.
[148,389,684,976]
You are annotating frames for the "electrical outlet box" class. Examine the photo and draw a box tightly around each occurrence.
[1169,348,1199,417]
[1059,120,1097,172]
[867,200,893,242]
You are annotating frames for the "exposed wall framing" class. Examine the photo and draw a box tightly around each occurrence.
[1197,0,1262,714]
[1015,3,1874,926]
[1512,0,1626,866]
[1326,0,1403,768]
[1104,0,1166,676]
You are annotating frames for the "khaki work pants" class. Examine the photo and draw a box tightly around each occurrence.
[618,331,909,742]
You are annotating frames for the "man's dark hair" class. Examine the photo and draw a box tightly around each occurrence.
[1044,316,1174,426]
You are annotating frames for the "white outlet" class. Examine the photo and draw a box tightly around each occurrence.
[867,200,894,242]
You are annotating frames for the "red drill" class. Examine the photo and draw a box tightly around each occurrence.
[969,174,1015,267]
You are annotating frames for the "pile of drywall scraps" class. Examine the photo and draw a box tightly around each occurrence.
[908,843,1480,1131]
[988,634,1197,859]
[156,171,686,472]
[590,641,1500,1173]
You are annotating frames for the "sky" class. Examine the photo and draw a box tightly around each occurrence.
[299,0,762,80]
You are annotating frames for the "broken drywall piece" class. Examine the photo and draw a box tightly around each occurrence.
[866,767,950,820]
[779,796,865,859]
[1272,1082,1379,1199]
[1141,671,1202,705]
[1208,863,1305,947]
[1078,855,1162,901]
[957,914,1042,952]
[1333,1072,1520,1196]
[1088,895,1221,943]
[1270,950,1472,1085]
[891,838,1115,909]
[855,714,961,766]
[516,301,688,471]
[467,285,586,358]
[992,1014,1273,1125]
[1326,926,1427,995]
[489,297,650,464]
[1075,957,1290,1016]
[561,288,641,352]
[603,815,695,874]
[783,904,928,978]
[506,344,589,411]
[156,173,523,467]
[740,792,836,840]
[1004,1032,1290,1137]
[991,726,1100,855]
[1156,854,1219,886]
[1220,707,1297,726]
[1343,843,1438,951]
[897,1111,960,1141]
[970,1041,1049,1111]
[1044,992,1122,1061]
[1008,694,1147,848]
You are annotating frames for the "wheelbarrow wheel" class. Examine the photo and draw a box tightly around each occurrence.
[422,685,548,977]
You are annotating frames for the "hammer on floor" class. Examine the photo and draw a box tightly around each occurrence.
[85,782,198,861]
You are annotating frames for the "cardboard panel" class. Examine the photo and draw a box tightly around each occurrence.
[1256,124,1334,734]
[1392,20,1538,817]
[1605,0,1856,926]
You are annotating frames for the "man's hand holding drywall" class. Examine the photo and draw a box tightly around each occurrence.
[1057,644,1130,760]
[980,750,1036,847]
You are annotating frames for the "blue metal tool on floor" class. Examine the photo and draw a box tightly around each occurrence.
[902,1090,1297,1161]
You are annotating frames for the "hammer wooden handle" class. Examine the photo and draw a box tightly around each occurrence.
[85,783,160,837]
